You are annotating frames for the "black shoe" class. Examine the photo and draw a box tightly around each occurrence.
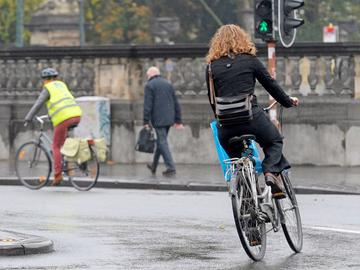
[162,169,176,177]
[146,163,156,175]
[265,173,286,199]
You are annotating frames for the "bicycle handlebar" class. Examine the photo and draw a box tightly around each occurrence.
[35,115,49,125]
[24,115,49,128]
[263,101,278,113]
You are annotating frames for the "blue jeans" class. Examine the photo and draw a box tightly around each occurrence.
[152,126,176,171]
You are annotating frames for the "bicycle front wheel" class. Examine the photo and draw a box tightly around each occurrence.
[15,141,51,189]
[67,147,99,191]
[231,172,266,261]
[276,171,303,253]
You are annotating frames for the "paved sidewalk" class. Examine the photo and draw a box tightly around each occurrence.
[1,161,360,194]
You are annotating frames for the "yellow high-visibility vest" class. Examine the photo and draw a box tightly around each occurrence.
[45,80,82,127]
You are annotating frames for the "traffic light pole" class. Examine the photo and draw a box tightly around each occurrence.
[267,40,280,130]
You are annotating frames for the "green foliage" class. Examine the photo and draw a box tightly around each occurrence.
[85,0,152,44]
[297,0,360,42]
[143,0,239,43]
[1,0,360,45]
[0,0,44,45]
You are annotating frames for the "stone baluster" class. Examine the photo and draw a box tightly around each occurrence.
[16,60,27,96]
[69,59,80,91]
[189,58,205,96]
[339,56,353,96]
[171,59,185,96]
[81,59,95,96]
[27,59,38,95]
[276,56,286,89]
[324,56,336,95]
[307,56,319,96]
[6,60,17,98]
[289,57,302,95]
[37,59,49,89]
[0,60,6,94]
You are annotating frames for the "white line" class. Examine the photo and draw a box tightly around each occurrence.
[305,226,360,235]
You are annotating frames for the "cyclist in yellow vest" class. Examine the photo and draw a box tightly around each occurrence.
[25,68,82,186]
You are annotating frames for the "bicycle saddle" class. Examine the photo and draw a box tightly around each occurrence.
[228,134,256,146]
[68,124,78,131]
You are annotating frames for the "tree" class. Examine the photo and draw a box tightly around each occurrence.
[0,0,44,46]
[85,0,152,44]
[296,0,360,42]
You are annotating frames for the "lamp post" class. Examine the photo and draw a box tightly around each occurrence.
[16,0,24,47]
[79,0,85,46]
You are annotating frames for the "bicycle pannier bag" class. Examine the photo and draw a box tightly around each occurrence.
[61,138,92,164]
[94,138,107,162]
[135,127,155,153]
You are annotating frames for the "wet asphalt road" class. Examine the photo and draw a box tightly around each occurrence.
[0,186,359,270]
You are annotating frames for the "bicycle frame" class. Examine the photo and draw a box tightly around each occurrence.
[33,116,53,158]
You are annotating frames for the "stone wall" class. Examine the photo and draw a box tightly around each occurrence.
[6,98,360,166]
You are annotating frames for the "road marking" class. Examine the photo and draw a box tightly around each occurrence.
[306,226,360,235]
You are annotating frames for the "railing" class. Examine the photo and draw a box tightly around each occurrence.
[0,43,358,99]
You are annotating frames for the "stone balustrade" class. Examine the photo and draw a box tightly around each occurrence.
[0,43,359,100]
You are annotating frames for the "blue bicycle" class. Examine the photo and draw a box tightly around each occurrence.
[211,102,303,261]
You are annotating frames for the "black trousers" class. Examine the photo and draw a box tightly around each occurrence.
[218,110,290,174]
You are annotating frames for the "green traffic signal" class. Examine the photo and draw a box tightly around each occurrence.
[259,21,269,33]
[254,0,274,41]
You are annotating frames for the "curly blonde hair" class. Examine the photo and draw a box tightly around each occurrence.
[206,24,257,63]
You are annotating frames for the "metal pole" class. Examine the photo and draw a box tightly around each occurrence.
[79,0,85,46]
[199,0,223,27]
[267,40,280,130]
[15,0,24,47]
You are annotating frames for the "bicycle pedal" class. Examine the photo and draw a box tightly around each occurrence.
[273,192,286,199]
[249,240,261,246]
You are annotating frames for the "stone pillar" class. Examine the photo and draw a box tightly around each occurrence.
[354,55,360,99]
[27,0,80,46]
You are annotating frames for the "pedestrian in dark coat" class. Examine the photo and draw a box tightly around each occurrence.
[206,24,299,198]
[143,66,183,177]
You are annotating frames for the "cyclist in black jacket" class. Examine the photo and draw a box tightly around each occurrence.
[206,24,299,199]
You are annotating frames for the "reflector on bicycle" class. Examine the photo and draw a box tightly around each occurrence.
[87,139,95,145]
[18,150,26,160]
[39,176,46,183]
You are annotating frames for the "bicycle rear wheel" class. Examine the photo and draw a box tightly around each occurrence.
[67,147,99,191]
[231,172,266,261]
[15,141,51,189]
[276,171,303,253]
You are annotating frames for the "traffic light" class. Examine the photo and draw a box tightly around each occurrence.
[279,0,304,47]
[254,0,274,41]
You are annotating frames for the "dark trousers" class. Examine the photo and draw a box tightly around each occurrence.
[152,126,176,171]
[218,111,290,174]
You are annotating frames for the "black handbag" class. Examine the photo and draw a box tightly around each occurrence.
[135,127,155,153]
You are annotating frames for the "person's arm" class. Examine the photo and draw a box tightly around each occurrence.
[252,57,294,108]
[143,83,154,126]
[205,64,216,114]
[24,88,50,122]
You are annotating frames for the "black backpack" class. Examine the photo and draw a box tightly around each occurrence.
[135,127,155,153]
